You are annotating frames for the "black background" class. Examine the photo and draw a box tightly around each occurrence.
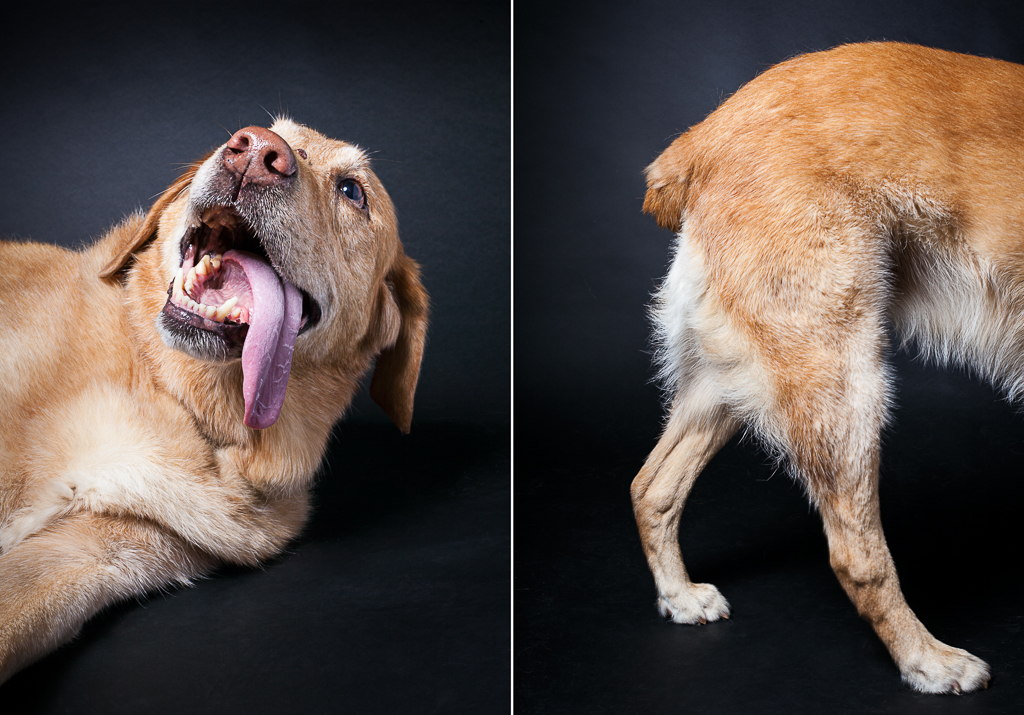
[0,2,509,713]
[516,1,1024,713]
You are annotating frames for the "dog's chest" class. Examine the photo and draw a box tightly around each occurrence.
[0,382,213,552]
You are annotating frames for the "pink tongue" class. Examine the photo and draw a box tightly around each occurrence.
[222,250,303,429]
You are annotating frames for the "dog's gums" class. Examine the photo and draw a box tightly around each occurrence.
[159,205,325,430]
[171,252,247,324]
[164,206,321,333]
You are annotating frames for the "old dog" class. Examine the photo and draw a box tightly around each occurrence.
[0,119,427,681]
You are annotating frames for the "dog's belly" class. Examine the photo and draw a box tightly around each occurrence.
[890,238,1024,400]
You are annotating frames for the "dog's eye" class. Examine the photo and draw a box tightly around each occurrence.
[338,178,366,209]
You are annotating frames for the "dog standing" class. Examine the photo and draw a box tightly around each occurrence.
[629,43,1024,693]
[0,119,427,681]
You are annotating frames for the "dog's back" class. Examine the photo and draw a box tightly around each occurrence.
[647,43,1024,417]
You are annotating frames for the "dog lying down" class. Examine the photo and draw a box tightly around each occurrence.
[630,42,1024,694]
[0,119,427,682]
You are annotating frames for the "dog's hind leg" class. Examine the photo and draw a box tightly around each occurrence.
[631,375,740,623]
[767,320,991,694]
[813,444,991,692]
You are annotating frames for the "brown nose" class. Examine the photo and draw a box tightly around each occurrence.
[222,126,297,187]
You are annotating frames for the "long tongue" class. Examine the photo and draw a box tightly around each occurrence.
[222,250,303,429]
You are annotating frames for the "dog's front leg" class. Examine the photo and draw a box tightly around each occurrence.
[0,459,310,567]
[0,512,211,684]
[818,474,990,693]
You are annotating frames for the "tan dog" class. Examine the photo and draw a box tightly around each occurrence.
[629,42,1024,693]
[0,119,427,682]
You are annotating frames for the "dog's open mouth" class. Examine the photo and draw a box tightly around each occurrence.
[161,205,322,429]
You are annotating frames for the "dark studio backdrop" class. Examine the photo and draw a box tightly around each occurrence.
[0,2,509,713]
[516,1,1024,713]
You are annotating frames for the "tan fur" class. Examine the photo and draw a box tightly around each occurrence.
[0,119,427,682]
[632,43,1024,694]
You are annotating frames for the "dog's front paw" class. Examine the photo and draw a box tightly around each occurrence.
[657,582,730,624]
[900,642,990,694]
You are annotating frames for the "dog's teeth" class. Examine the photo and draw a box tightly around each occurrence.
[187,265,197,287]
[216,297,239,322]
[211,254,222,270]
[196,256,209,276]
[188,299,199,312]
[229,306,243,321]
[205,305,218,320]
[173,268,184,297]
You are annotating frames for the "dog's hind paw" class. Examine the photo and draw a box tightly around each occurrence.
[900,643,990,694]
[657,582,730,624]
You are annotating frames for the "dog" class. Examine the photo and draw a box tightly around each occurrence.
[627,42,1024,694]
[0,119,428,682]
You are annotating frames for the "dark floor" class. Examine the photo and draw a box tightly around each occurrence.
[516,356,1024,714]
[3,421,510,715]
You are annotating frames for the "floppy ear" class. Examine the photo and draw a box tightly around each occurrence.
[369,251,429,433]
[98,156,209,280]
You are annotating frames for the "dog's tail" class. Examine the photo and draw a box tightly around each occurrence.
[643,133,695,232]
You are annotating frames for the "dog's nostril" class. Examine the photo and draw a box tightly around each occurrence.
[226,133,250,154]
[264,151,291,176]
[268,147,297,177]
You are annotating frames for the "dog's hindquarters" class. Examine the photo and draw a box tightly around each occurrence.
[635,160,991,691]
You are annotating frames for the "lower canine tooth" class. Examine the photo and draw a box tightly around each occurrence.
[216,296,239,322]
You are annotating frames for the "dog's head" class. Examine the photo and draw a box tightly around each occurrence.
[101,119,428,433]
